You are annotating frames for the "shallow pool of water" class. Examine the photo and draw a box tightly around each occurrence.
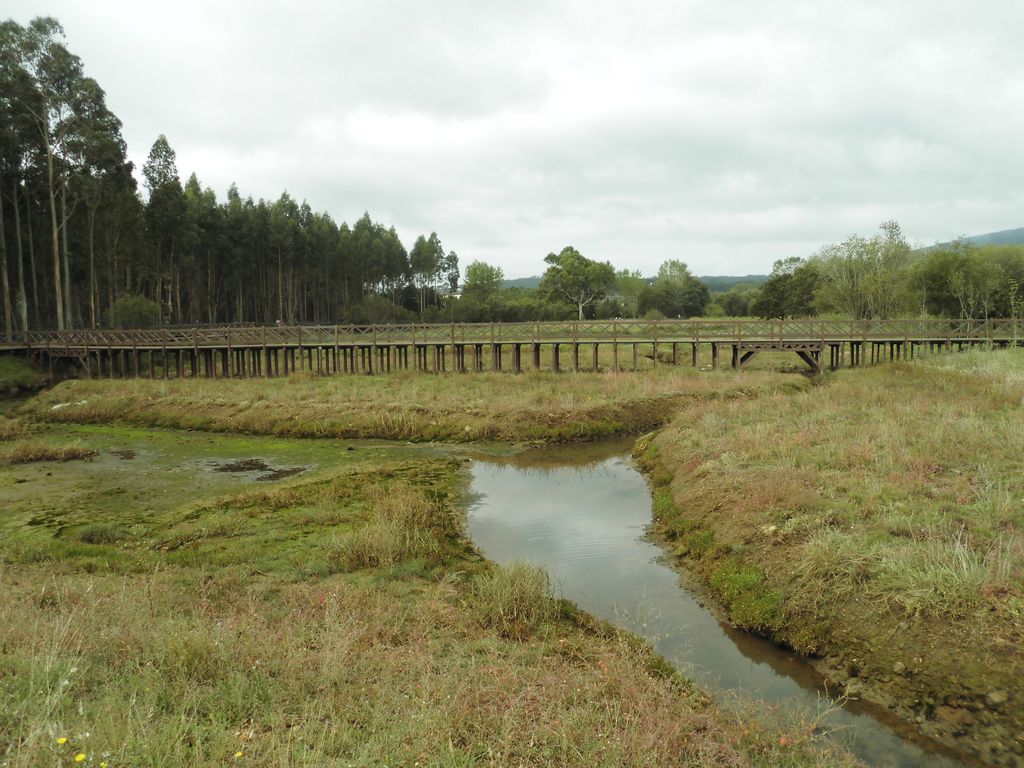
[467,440,967,768]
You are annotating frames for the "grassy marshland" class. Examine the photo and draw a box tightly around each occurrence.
[0,441,854,767]
[638,349,1024,764]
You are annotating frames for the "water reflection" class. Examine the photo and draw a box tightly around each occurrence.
[467,443,967,768]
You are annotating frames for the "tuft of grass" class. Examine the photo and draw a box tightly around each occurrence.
[327,522,440,571]
[0,415,33,440]
[472,562,559,640]
[2,439,96,464]
[325,482,455,572]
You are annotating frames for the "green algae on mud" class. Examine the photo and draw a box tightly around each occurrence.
[635,351,1024,766]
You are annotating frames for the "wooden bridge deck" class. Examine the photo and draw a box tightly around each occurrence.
[1,319,1019,378]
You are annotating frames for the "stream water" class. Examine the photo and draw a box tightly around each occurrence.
[466,440,968,768]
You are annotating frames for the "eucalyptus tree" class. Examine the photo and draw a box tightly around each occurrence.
[2,17,119,329]
[142,135,186,322]
[540,246,616,320]
[410,231,446,317]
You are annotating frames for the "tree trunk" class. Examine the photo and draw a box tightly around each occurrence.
[25,182,40,328]
[60,184,73,328]
[0,189,13,340]
[88,206,97,327]
[45,137,64,330]
[12,181,28,332]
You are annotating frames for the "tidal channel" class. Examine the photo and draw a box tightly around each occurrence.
[466,439,968,768]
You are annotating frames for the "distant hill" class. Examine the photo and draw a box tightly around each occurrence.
[962,227,1024,246]
[927,226,1024,250]
[503,274,769,292]
[502,276,543,289]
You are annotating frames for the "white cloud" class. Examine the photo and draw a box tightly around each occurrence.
[8,0,1024,276]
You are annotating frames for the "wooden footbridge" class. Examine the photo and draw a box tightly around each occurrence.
[0,319,1019,379]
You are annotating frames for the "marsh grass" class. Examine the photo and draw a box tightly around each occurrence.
[1,439,96,465]
[651,350,1024,624]
[25,366,806,443]
[643,349,1024,755]
[471,561,559,640]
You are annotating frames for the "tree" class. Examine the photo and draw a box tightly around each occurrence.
[539,246,615,320]
[812,221,912,319]
[750,257,820,319]
[142,135,186,322]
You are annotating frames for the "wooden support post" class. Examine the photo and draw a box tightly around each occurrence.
[572,343,580,372]
[731,344,739,370]
[592,343,600,371]
[613,342,619,371]
[672,342,679,365]
[692,342,698,368]
[513,344,522,374]
[632,343,638,371]
[532,343,541,371]
[552,343,560,373]
[711,342,719,370]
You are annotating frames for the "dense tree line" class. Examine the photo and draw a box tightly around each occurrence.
[0,17,464,333]
[740,222,1024,321]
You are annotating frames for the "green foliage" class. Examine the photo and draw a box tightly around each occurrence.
[0,356,44,395]
[342,293,416,324]
[109,294,161,328]
[707,283,760,317]
[909,241,1024,318]
[750,258,820,319]
[812,220,911,319]
[461,260,505,301]
[615,269,646,317]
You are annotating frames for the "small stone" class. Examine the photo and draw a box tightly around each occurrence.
[844,678,865,699]
[986,690,1009,708]
[762,524,778,535]
[892,662,906,675]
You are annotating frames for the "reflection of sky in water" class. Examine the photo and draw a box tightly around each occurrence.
[468,454,964,768]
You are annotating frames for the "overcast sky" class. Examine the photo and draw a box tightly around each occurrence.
[9,1,1024,277]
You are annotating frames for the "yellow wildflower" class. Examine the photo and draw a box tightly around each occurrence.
[234,752,243,759]
[56,738,68,745]
[100,763,108,768]
[75,755,86,763]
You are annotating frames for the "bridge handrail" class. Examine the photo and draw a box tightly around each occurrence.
[10,317,1020,348]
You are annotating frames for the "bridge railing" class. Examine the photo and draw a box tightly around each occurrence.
[11,318,1020,349]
